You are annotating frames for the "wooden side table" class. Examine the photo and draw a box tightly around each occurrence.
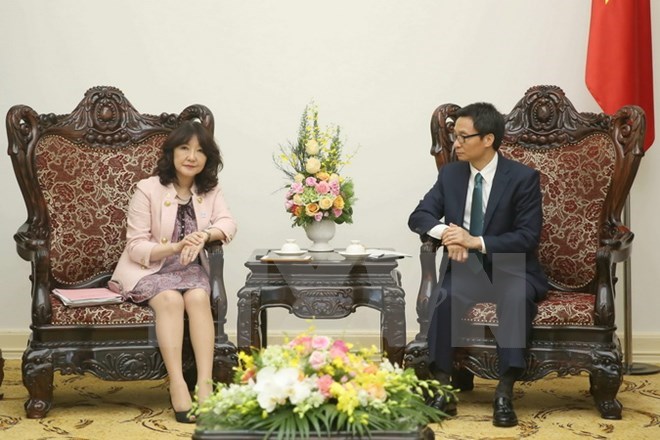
[237,249,407,365]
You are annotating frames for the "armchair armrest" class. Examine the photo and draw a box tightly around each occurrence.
[594,226,634,327]
[413,237,443,340]
[205,240,229,344]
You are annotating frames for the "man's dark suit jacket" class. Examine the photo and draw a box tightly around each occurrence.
[409,153,548,298]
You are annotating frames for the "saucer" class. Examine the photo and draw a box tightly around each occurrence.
[338,250,371,260]
[274,250,307,256]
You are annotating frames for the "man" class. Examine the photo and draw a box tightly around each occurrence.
[408,102,548,427]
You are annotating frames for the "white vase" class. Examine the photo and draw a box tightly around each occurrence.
[304,218,336,252]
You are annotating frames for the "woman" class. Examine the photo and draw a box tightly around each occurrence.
[110,121,237,423]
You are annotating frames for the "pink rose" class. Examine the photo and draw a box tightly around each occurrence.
[309,350,327,370]
[289,335,313,353]
[285,200,294,210]
[329,339,350,361]
[332,208,343,218]
[315,180,330,195]
[290,182,304,194]
[305,176,318,186]
[314,212,323,221]
[311,336,331,350]
[316,374,334,397]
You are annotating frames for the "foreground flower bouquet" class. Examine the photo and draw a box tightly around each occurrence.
[193,333,454,439]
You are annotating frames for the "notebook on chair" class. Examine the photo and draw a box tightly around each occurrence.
[52,287,124,307]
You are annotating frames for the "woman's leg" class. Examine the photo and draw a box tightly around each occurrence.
[183,288,215,403]
[148,290,190,412]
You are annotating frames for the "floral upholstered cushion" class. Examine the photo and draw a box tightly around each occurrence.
[463,290,595,326]
[35,134,165,285]
[500,134,615,290]
[50,295,155,325]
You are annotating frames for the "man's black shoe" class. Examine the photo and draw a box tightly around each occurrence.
[492,396,518,427]
[451,368,474,391]
[426,391,457,416]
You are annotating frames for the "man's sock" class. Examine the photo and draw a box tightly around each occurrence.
[495,367,523,399]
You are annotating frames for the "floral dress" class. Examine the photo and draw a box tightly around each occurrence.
[126,198,210,304]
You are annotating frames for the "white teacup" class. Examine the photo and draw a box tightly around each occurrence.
[280,239,301,253]
[345,240,366,254]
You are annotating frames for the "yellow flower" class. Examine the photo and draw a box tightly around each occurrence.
[238,351,255,369]
[305,139,320,155]
[292,194,303,205]
[332,382,359,416]
[318,197,334,210]
[333,195,345,210]
[329,173,340,182]
[316,171,330,181]
[306,157,321,174]
[305,203,320,216]
[294,173,305,183]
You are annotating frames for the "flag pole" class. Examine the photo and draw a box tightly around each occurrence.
[623,195,659,375]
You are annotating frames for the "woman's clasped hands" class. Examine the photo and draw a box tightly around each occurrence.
[176,231,208,265]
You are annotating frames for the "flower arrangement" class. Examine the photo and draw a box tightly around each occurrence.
[193,332,453,439]
[275,103,356,228]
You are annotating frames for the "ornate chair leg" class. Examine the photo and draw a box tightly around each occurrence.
[22,348,54,418]
[213,342,238,385]
[403,341,431,379]
[589,355,623,419]
[182,349,197,392]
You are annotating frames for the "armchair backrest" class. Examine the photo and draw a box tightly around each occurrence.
[7,86,214,291]
[430,85,644,291]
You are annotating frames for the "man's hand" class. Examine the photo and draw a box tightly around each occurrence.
[441,223,482,262]
[445,244,469,262]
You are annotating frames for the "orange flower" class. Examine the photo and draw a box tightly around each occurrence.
[333,195,345,210]
[305,203,320,216]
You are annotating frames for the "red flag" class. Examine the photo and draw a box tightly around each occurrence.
[586,0,654,150]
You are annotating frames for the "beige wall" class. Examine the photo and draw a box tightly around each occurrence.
[1,0,659,358]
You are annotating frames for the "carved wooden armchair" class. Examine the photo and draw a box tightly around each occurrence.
[7,86,237,418]
[404,85,644,419]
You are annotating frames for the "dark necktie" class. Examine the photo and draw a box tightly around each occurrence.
[469,173,484,236]
[469,173,484,268]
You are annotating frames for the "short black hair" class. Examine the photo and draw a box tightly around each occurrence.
[156,121,223,194]
[455,102,505,150]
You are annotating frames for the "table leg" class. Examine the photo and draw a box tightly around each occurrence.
[237,287,262,353]
[260,308,268,347]
[381,286,407,366]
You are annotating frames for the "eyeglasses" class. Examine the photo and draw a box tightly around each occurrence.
[450,132,482,144]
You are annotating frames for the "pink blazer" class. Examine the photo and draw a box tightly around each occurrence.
[110,176,237,293]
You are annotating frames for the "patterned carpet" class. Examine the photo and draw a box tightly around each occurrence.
[0,359,658,439]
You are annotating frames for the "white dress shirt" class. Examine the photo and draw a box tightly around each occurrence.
[428,153,498,253]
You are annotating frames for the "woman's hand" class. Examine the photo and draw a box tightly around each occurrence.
[178,231,207,265]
